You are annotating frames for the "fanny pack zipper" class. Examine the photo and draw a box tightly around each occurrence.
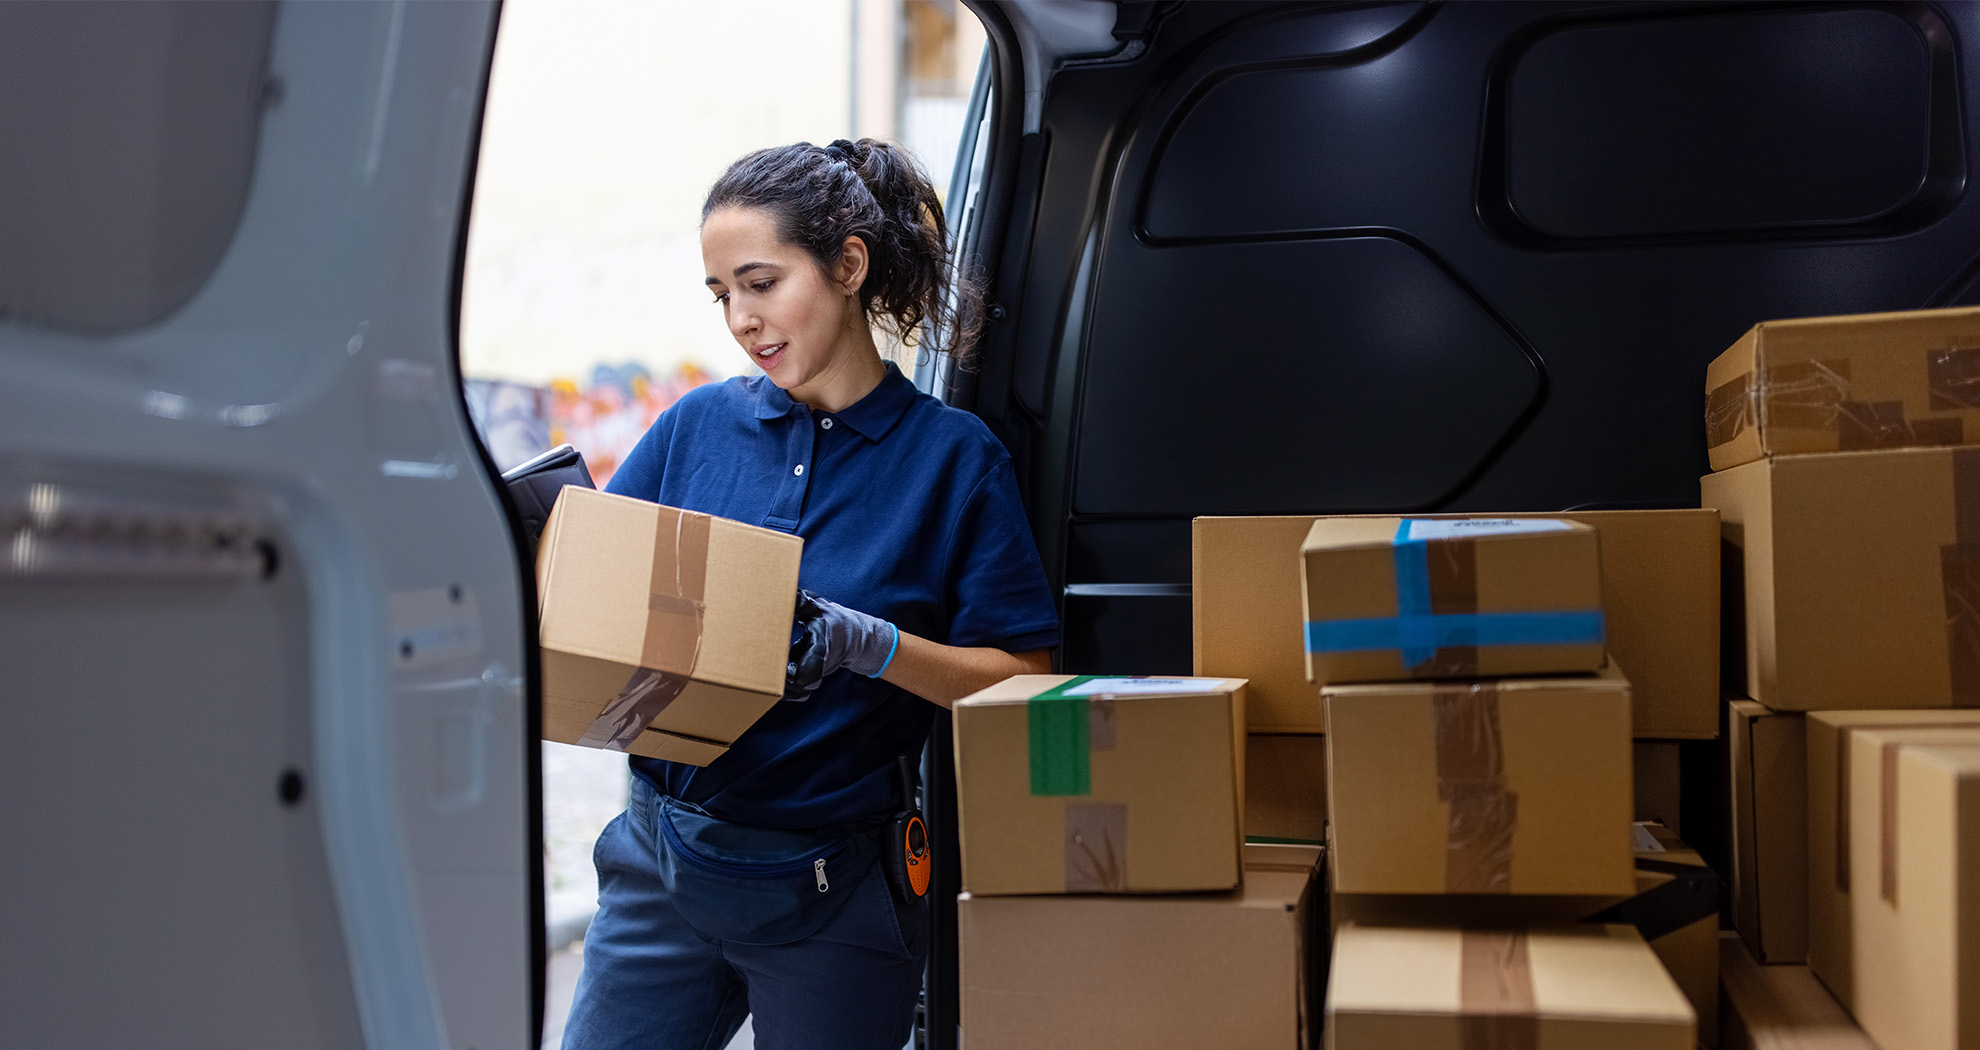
[660,811,847,884]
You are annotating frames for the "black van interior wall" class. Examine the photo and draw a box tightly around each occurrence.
[962,0,1980,677]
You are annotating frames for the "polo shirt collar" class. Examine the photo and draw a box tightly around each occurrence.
[751,362,918,442]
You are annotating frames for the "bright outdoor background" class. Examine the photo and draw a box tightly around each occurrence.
[459,2,984,1045]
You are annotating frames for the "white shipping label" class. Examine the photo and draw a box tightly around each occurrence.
[1060,677,1217,697]
[1632,822,1667,853]
[1401,518,1574,542]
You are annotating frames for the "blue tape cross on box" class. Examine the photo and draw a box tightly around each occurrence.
[1305,519,1605,676]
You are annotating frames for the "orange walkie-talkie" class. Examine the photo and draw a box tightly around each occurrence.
[884,755,931,902]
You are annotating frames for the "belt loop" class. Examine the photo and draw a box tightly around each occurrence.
[629,776,656,827]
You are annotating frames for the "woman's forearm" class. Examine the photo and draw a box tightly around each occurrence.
[879,630,1052,709]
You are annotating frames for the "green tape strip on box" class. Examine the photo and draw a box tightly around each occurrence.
[1028,676,1099,796]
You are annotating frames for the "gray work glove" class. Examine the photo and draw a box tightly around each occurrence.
[784,590,899,700]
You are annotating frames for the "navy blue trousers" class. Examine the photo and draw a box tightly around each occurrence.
[561,781,927,1050]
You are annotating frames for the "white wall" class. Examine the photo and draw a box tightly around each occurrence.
[462,0,883,387]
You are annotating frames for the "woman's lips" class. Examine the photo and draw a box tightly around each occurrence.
[754,342,786,365]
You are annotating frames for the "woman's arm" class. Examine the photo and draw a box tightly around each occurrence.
[880,631,1052,709]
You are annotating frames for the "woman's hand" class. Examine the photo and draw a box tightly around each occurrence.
[784,590,1050,707]
[785,591,898,698]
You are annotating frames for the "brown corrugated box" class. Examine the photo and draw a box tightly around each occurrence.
[1807,712,1980,1008]
[1194,510,1717,736]
[1302,517,1605,685]
[1806,714,1980,1028]
[1326,923,1695,1050]
[1247,733,1328,845]
[536,486,800,765]
[1704,445,1980,711]
[1728,697,1809,964]
[1705,306,1980,472]
[952,674,1245,896]
[1819,728,1980,1050]
[1720,935,1879,1050]
[1323,664,1634,898]
[1635,822,1720,1048]
[959,843,1321,1050]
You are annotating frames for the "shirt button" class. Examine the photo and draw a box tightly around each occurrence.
[820,418,834,430]
[794,464,804,476]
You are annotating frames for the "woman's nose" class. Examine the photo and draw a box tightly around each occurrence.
[728,306,757,338]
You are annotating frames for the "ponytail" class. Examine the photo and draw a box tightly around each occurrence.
[702,138,983,361]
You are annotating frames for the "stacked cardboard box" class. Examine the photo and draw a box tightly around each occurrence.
[1301,516,1698,1048]
[1195,509,1720,854]
[1703,307,1980,1050]
[952,675,1328,1049]
[959,843,1323,1049]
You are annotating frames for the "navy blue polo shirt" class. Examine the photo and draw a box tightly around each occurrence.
[604,362,1060,829]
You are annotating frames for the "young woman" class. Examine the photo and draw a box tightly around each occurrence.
[561,139,1059,1050]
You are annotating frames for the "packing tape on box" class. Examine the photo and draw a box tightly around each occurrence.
[1880,744,1901,905]
[578,507,711,750]
[1706,356,1973,454]
[1703,360,1851,450]
[1064,800,1127,893]
[1026,677,1128,892]
[1305,520,1603,676]
[1929,346,1980,410]
[1459,929,1538,1050]
[1435,682,1518,894]
[1832,719,1980,894]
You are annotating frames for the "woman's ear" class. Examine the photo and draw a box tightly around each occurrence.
[836,234,869,297]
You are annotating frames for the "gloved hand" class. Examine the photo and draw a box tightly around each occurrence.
[784,590,900,700]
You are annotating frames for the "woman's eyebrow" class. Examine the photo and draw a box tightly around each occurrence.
[705,261,778,286]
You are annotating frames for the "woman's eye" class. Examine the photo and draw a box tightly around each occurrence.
[751,280,774,293]
[711,292,729,305]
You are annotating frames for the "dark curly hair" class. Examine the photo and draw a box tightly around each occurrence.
[702,138,982,360]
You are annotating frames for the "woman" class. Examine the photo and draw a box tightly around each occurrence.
[561,139,1059,1050]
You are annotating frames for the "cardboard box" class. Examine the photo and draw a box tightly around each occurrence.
[1704,446,1980,711]
[1720,934,1879,1050]
[1636,740,1684,833]
[1324,665,1634,897]
[536,487,800,765]
[1827,731,1980,1050]
[1805,712,1980,1019]
[1807,712,1980,1008]
[1195,510,1716,736]
[1727,698,1809,965]
[1195,515,1332,732]
[1705,306,1980,472]
[1247,733,1328,845]
[1326,923,1695,1050]
[959,843,1321,1050]
[953,674,1245,895]
[1301,517,1605,685]
[1633,822,1721,1048]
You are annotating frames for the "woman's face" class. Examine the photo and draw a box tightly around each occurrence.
[701,205,866,402]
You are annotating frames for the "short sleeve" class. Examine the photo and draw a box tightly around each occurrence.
[604,407,675,501]
[943,459,1061,652]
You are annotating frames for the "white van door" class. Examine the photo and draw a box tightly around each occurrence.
[0,3,536,1048]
